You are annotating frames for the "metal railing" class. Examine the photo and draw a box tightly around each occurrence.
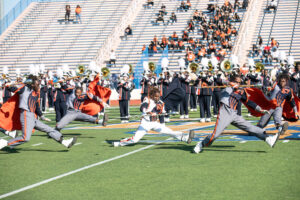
[0,0,80,36]
[288,0,300,56]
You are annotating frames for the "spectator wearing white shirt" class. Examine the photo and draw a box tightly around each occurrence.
[109,50,116,67]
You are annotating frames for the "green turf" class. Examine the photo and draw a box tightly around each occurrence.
[0,107,299,200]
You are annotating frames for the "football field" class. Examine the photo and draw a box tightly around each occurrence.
[0,107,300,200]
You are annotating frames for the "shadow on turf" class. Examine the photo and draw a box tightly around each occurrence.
[34,133,96,139]
[155,144,266,153]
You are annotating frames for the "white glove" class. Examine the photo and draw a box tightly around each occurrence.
[103,102,109,108]
[40,115,51,122]
[261,110,270,115]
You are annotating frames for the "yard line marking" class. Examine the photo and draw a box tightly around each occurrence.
[240,141,247,143]
[0,136,9,139]
[282,140,289,143]
[74,143,82,146]
[0,139,170,199]
[31,143,43,147]
[0,123,215,199]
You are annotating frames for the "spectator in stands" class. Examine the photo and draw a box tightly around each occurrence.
[147,0,154,8]
[208,42,216,55]
[186,51,196,63]
[178,40,185,50]
[172,32,178,41]
[160,35,168,49]
[65,5,71,21]
[124,25,132,40]
[232,12,241,22]
[217,48,227,62]
[178,1,187,12]
[142,45,146,52]
[242,0,248,9]
[186,0,192,10]
[267,0,277,12]
[156,13,164,25]
[234,0,241,10]
[271,38,278,49]
[182,31,189,42]
[197,45,206,62]
[169,40,178,50]
[187,20,195,32]
[258,36,263,47]
[75,5,82,24]
[109,50,116,67]
[153,35,158,45]
[170,12,177,24]
[271,47,279,62]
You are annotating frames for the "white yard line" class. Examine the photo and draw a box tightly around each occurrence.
[0,123,215,199]
[282,140,289,143]
[0,139,169,199]
[31,143,43,147]
[239,141,247,143]
[0,136,9,139]
[74,143,82,146]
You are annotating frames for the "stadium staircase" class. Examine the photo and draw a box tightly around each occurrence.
[249,0,300,62]
[0,0,132,76]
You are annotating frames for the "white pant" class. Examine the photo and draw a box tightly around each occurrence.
[119,119,185,146]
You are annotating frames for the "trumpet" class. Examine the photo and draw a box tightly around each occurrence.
[208,61,213,72]
[220,60,233,73]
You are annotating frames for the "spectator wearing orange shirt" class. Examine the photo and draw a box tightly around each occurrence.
[153,35,158,45]
[178,40,185,50]
[142,45,146,52]
[197,46,206,61]
[172,31,178,41]
[217,48,227,62]
[208,42,216,54]
[182,31,189,42]
[187,51,195,63]
[75,5,82,24]
[271,38,277,48]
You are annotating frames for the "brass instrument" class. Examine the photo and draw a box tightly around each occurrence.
[189,62,199,74]
[255,62,264,73]
[129,64,133,74]
[149,62,156,72]
[220,60,233,73]
[101,67,110,79]
[77,65,86,76]
[208,61,213,72]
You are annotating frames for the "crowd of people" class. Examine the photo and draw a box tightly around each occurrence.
[144,0,241,65]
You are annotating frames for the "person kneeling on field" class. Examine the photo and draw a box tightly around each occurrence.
[113,87,194,147]
[193,74,282,154]
[56,87,108,131]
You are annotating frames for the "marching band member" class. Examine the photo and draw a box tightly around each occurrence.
[193,74,281,154]
[212,68,224,118]
[113,87,194,147]
[53,69,68,122]
[117,73,133,123]
[257,73,297,132]
[158,67,172,122]
[0,75,77,150]
[179,68,191,119]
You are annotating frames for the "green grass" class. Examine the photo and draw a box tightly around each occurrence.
[0,107,299,200]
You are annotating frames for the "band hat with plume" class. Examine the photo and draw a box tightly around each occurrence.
[62,64,70,75]
[40,64,46,74]
[287,56,294,68]
[16,68,21,78]
[161,57,169,69]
